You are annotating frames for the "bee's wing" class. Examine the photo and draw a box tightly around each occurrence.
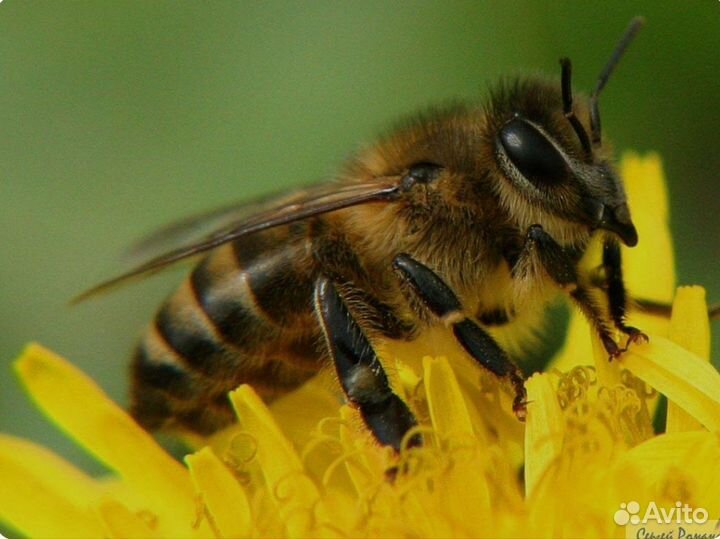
[73,177,402,303]
[123,191,288,264]
[124,185,370,262]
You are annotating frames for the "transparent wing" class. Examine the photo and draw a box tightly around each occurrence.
[123,191,286,264]
[73,177,403,303]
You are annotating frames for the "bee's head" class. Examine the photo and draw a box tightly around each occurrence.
[491,17,644,247]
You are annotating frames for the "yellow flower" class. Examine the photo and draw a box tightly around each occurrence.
[1,154,719,538]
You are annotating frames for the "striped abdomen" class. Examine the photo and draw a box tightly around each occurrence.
[130,225,324,434]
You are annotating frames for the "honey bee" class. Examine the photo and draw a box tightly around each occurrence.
[78,18,658,449]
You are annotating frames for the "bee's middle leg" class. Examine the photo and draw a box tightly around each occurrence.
[314,277,421,451]
[392,254,528,421]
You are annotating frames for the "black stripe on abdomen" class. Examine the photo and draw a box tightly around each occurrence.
[232,233,316,326]
[190,248,281,348]
[241,256,315,326]
[154,298,228,377]
[132,343,195,400]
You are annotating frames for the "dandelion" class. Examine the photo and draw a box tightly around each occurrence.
[1,154,719,538]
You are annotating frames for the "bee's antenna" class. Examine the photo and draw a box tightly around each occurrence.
[560,57,592,154]
[590,16,645,146]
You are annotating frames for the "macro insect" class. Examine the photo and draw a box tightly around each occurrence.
[78,18,661,450]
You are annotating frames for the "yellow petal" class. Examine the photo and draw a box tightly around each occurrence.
[395,356,422,402]
[423,356,475,440]
[338,404,385,496]
[398,487,456,538]
[0,433,101,508]
[621,153,675,303]
[268,371,354,491]
[552,304,624,388]
[524,373,564,498]
[666,286,712,432]
[0,435,104,538]
[616,430,710,483]
[623,180,673,337]
[230,384,325,538]
[622,337,720,431]
[591,330,623,389]
[269,371,340,449]
[186,447,252,539]
[615,431,720,515]
[423,356,492,531]
[14,343,205,537]
[679,432,720,514]
[668,286,711,358]
[97,499,160,539]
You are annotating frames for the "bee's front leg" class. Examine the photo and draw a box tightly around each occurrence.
[392,254,528,421]
[602,239,649,349]
[514,224,632,360]
[314,276,421,452]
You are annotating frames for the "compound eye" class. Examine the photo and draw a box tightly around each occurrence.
[499,118,567,186]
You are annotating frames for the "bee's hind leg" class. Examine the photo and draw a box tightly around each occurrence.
[392,254,528,421]
[314,277,421,452]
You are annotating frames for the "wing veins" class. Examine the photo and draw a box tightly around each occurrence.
[72,181,400,303]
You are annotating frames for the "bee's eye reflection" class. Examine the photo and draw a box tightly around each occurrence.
[499,118,567,186]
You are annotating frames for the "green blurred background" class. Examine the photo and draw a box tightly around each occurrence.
[1,1,718,479]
